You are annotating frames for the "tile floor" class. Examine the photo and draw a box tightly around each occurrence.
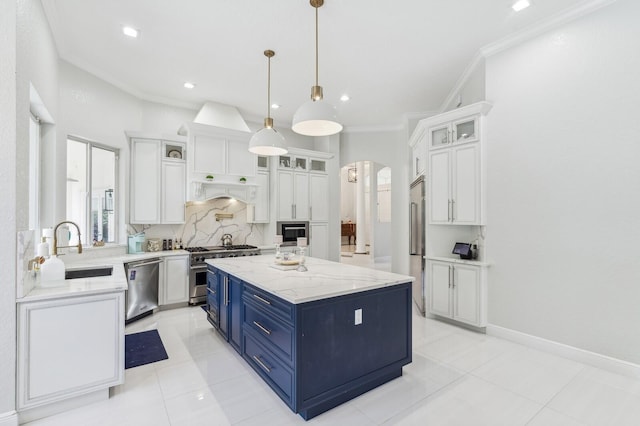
[27,303,640,425]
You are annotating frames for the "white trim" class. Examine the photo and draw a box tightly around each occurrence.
[439,52,485,114]
[487,324,640,379]
[0,411,18,426]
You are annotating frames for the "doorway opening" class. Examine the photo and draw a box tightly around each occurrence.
[339,161,392,271]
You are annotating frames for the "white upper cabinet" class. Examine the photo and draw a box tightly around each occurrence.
[227,138,255,177]
[421,102,491,225]
[129,135,186,224]
[247,170,269,223]
[130,138,161,224]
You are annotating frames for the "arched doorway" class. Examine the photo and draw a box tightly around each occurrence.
[339,161,391,271]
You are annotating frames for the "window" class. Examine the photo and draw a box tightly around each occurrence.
[29,114,40,232]
[66,137,119,245]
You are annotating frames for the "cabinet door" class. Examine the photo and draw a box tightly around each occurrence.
[293,172,309,220]
[412,134,427,178]
[277,170,294,220]
[452,144,480,225]
[452,264,480,325]
[429,124,451,148]
[130,139,161,224]
[309,222,328,259]
[162,256,189,305]
[218,273,229,340]
[428,261,451,318]
[227,138,256,177]
[193,134,225,175]
[248,171,269,223]
[429,150,451,224]
[161,161,186,223]
[452,116,479,144]
[229,275,243,353]
[17,292,124,409]
[309,174,328,222]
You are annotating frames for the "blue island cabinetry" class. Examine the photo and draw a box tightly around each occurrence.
[206,263,412,420]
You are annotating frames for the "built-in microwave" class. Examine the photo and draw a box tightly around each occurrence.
[277,221,309,246]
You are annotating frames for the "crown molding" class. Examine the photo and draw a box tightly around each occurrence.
[481,0,618,58]
[439,0,618,114]
[341,123,405,134]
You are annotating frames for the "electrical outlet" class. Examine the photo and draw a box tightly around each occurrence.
[354,308,362,325]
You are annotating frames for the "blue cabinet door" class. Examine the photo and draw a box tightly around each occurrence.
[229,275,243,353]
[218,271,229,340]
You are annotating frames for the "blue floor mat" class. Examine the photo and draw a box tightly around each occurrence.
[124,329,168,369]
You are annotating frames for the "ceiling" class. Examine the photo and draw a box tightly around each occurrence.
[42,0,590,130]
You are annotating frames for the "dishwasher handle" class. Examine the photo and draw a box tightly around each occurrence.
[126,259,162,269]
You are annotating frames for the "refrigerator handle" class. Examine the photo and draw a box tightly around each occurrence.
[410,202,417,255]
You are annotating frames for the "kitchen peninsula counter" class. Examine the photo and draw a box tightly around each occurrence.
[204,254,413,420]
[205,254,414,304]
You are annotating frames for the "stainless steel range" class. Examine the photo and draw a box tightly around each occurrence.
[187,245,261,305]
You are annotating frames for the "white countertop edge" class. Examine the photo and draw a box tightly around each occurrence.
[426,256,492,267]
[206,255,415,305]
[18,250,190,302]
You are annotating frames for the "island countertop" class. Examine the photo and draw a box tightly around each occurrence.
[205,254,414,304]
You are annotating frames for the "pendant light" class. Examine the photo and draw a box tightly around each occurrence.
[291,0,343,137]
[249,50,288,156]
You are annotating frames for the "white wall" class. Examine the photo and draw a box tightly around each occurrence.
[0,0,18,419]
[56,60,199,243]
[341,129,410,274]
[485,0,640,364]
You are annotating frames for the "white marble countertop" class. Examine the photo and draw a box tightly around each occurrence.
[426,256,492,267]
[206,254,415,304]
[19,250,190,303]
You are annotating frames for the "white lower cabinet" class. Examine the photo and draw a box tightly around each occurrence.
[427,259,487,327]
[309,222,328,259]
[17,291,124,414]
[160,255,189,305]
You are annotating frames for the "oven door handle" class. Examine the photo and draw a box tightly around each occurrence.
[190,265,207,271]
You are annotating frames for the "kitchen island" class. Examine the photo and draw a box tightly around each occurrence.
[205,255,414,420]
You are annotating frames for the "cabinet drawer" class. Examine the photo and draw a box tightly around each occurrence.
[244,303,294,365]
[206,286,218,304]
[206,297,218,329]
[244,334,294,409]
[243,284,294,324]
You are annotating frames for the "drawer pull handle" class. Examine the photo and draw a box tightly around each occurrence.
[252,355,271,373]
[206,287,216,295]
[253,294,271,305]
[253,321,272,335]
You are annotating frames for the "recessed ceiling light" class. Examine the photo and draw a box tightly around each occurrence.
[184,82,195,89]
[340,94,350,102]
[122,26,139,38]
[271,103,280,109]
[512,0,530,12]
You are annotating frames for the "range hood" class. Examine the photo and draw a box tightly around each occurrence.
[178,101,251,135]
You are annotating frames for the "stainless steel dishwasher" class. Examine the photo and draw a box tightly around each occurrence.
[124,258,161,323]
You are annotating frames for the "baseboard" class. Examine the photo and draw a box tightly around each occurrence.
[0,411,18,426]
[17,389,108,424]
[487,324,640,378]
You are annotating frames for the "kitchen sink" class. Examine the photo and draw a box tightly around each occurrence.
[65,265,113,280]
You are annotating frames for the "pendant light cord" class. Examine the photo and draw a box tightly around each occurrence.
[315,4,319,87]
[267,53,271,120]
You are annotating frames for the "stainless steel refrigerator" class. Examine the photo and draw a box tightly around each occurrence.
[410,175,426,316]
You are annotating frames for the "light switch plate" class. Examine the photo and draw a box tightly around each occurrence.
[354,308,362,325]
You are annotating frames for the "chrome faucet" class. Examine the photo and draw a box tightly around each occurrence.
[53,221,83,255]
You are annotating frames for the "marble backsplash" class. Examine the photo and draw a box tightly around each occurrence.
[128,198,265,248]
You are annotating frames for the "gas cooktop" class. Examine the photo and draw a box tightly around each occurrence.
[186,244,261,264]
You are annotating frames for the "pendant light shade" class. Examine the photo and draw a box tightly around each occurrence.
[292,0,342,137]
[249,50,288,156]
